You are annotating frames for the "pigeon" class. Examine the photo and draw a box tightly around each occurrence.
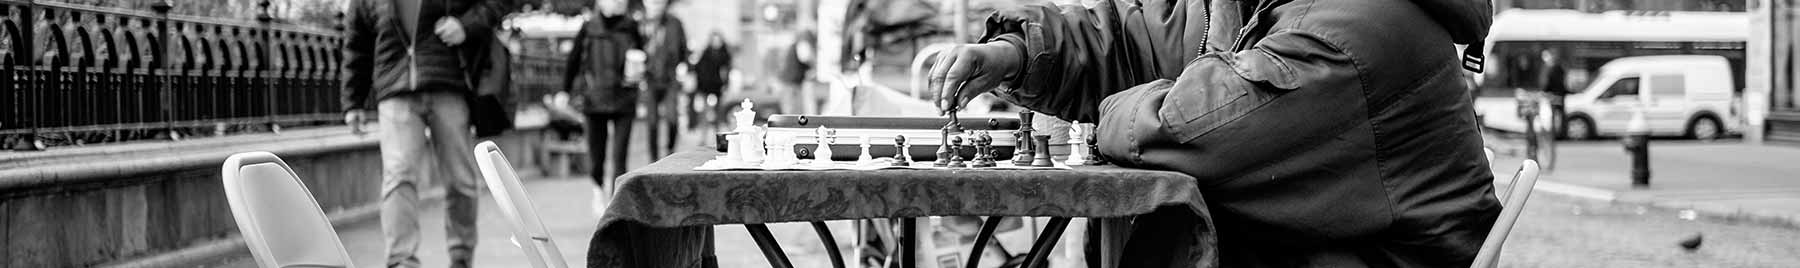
[1678,232,1703,251]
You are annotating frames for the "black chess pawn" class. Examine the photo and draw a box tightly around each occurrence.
[947,136,967,167]
[893,135,911,166]
[1084,135,1105,165]
[974,132,997,167]
[1031,135,1054,167]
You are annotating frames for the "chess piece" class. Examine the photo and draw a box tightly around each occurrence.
[743,125,765,164]
[1012,111,1035,165]
[813,126,836,166]
[893,135,912,166]
[1031,135,1054,167]
[1066,121,1089,166]
[857,135,874,164]
[763,134,797,168]
[1084,124,1105,165]
[934,127,954,167]
[725,99,759,163]
[974,131,997,167]
[947,136,966,167]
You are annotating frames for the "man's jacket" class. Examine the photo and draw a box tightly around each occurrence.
[640,15,689,94]
[982,0,1499,267]
[341,0,511,111]
[564,15,644,114]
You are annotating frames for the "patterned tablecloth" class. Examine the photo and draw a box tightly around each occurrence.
[586,151,1220,268]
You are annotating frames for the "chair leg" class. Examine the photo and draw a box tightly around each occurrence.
[1019,217,1073,268]
[812,221,847,268]
[964,216,1006,268]
[745,224,795,268]
[900,218,917,268]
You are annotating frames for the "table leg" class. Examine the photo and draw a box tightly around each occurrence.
[811,221,847,268]
[963,216,1006,268]
[745,224,795,268]
[901,218,917,268]
[1019,217,1073,268]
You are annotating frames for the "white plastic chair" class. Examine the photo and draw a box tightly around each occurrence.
[220,152,355,268]
[474,141,570,268]
[1471,159,1541,268]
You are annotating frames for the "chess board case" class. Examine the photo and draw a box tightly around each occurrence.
[719,115,1072,161]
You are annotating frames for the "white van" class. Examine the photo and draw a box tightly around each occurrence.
[1562,55,1739,140]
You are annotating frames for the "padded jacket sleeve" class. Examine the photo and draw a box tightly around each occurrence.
[340,0,375,112]
[1097,30,1363,187]
[979,0,1206,123]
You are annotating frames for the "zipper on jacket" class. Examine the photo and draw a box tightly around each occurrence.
[409,46,418,91]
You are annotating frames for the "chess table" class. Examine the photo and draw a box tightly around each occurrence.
[585,151,1220,268]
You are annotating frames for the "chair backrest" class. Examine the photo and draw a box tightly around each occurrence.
[1471,160,1541,268]
[474,141,569,268]
[221,152,355,268]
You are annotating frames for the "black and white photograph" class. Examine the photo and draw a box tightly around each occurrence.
[2,0,1799,267]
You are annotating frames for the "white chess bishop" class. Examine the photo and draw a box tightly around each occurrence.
[1066,121,1091,166]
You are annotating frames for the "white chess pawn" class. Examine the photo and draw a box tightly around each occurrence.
[1066,121,1089,166]
[812,126,836,167]
[857,135,874,164]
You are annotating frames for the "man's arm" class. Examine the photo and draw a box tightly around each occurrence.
[979,0,1207,122]
[456,0,513,41]
[1097,30,1363,185]
[340,0,375,112]
[563,23,588,93]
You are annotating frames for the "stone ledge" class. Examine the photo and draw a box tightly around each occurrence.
[0,127,379,192]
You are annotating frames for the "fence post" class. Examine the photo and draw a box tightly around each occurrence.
[16,0,43,151]
[152,0,174,140]
[258,0,276,133]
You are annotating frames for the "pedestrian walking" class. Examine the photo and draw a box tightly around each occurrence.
[341,0,510,267]
[691,31,732,132]
[565,0,644,213]
[1539,49,1570,169]
[640,0,688,161]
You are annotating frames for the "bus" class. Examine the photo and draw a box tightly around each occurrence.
[1474,9,1747,136]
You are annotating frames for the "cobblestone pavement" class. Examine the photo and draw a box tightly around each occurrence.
[1498,194,1800,268]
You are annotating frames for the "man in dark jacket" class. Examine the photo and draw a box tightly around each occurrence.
[341,0,510,267]
[640,0,688,160]
[931,0,1501,267]
[564,0,643,212]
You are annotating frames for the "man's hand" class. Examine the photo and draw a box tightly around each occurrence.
[929,42,1022,114]
[435,17,467,46]
[345,109,369,134]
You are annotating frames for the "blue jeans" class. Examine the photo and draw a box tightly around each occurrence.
[377,91,480,268]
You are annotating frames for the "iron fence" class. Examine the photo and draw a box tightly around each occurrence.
[0,1,565,148]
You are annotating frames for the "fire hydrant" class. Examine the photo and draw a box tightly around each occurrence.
[1624,108,1651,188]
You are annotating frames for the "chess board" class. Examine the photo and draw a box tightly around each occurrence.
[694,156,1073,171]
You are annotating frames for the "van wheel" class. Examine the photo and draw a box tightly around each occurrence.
[1565,116,1595,141]
[1688,116,1723,141]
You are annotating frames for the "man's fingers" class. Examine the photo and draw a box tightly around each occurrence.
[927,48,958,112]
[940,49,980,113]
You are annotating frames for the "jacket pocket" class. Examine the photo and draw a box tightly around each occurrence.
[1158,54,1281,143]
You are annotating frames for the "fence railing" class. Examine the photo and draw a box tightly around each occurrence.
[0,1,566,148]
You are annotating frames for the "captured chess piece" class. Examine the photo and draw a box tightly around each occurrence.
[857,135,874,165]
[813,126,836,167]
[1012,111,1036,166]
[1031,134,1054,167]
[762,134,798,168]
[947,136,967,168]
[893,135,912,166]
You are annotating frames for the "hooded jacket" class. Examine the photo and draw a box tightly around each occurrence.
[982,0,1499,267]
[564,15,644,114]
[341,0,512,111]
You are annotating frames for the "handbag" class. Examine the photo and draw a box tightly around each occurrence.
[465,37,514,138]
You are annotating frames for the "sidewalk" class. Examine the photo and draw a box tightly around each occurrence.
[1487,138,1800,228]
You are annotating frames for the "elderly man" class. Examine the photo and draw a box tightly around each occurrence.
[930,0,1501,266]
